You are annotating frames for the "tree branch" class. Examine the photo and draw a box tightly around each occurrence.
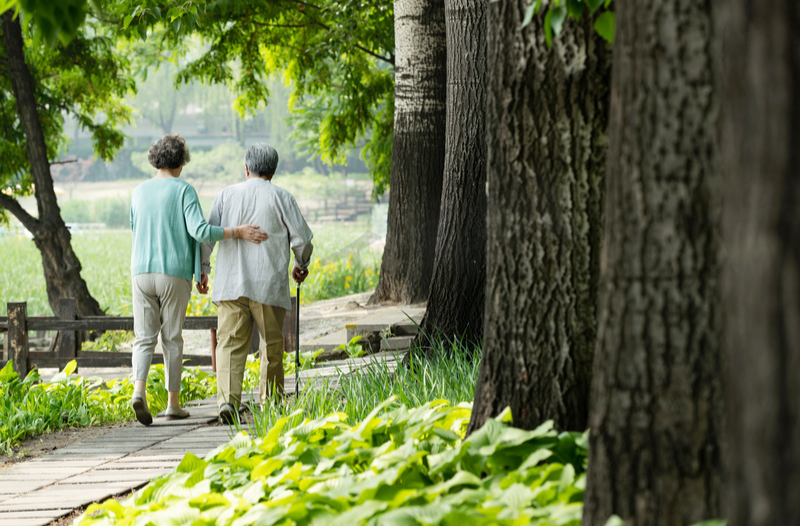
[354,44,394,66]
[0,191,39,234]
[290,7,394,67]
[50,159,79,166]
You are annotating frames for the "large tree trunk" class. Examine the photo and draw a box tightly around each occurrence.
[371,0,446,305]
[1,11,104,317]
[416,0,487,345]
[720,1,800,524]
[467,3,610,433]
[582,2,723,525]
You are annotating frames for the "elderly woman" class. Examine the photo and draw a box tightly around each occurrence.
[129,134,266,426]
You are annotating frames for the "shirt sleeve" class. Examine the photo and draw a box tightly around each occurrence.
[183,185,225,244]
[200,192,224,274]
[281,193,314,269]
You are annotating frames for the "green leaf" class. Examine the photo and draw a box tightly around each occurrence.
[172,17,182,32]
[566,0,584,18]
[177,452,207,473]
[550,4,567,38]
[123,14,134,29]
[63,360,77,377]
[587,0,604,13]
[594,10,615,43]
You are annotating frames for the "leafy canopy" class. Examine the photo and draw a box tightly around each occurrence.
[120,0,395,196]
[0,6,135,220]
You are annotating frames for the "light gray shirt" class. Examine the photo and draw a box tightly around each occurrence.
[201,177,314,311]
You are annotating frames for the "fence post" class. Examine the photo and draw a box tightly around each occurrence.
[57,298,79,372]
[57,299,78,357]
[8,302,29,379]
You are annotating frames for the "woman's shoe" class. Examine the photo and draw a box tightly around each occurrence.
[165,406,191,420]
[131,392,152,426]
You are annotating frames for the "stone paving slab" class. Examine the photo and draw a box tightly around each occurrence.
[63,468,171,484]
[0,510,73,524]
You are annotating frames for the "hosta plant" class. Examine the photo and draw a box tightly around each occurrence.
[77,397,587,525]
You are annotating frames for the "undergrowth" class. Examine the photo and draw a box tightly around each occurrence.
[0,360,215,455]
[77,399,588,526]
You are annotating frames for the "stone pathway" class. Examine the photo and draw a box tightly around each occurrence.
[0,398,229,526]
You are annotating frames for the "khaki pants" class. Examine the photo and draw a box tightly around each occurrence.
[216,297,285,408]
[131,273,192,392]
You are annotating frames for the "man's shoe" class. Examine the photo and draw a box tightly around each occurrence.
[219,403,238,425]
[165,406,191,421]
[131,392,152,426]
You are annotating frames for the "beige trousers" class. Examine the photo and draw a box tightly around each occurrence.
[216,297,285,408]
[131,273,192,392]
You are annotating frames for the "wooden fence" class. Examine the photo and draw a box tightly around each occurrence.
[0,297,297,380]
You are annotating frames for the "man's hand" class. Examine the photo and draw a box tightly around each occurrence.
[236,224,268,244]
[292,267,309,284]
[196,273,210,294]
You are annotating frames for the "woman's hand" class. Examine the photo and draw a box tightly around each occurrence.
[225,224,268,243]
[196,273,209,294]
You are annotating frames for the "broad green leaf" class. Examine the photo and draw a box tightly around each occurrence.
[587,0,604,13]
[566,0,584,18]
[177,452,207,473]
[123,14,134,29]
[594,10,615,43]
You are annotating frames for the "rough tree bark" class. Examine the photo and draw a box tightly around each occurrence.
[370,0,446,305]
[467,3,610,433]
[0,11,104,317]
[582,2,723,525]
[720,1,800,524]
[416,0,487,345]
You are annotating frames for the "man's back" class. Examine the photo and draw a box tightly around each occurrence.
[206,177,313,311]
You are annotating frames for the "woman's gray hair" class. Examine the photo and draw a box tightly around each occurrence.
[148,134,191,170]
[244,143,279,177]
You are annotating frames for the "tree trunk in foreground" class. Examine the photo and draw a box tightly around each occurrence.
[1,11,104,317]
[417,0,487,346]
[720,1,800,524]
[371,0,446,305]
[582,1,723,525]
[468,3,609,434]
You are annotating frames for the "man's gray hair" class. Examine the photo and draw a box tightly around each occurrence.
[244,143,279,177]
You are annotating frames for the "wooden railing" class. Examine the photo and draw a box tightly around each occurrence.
[0,297,297,379]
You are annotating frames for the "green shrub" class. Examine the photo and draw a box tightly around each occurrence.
[0,360,216,455]
[77,399,587,526]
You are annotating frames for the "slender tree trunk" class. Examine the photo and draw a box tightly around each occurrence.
[582,2,723,525]
[370,0,446,305]
[468,2,610,434]
[720,1,800,524]
[416,0,487,345]
[1,11,104,317]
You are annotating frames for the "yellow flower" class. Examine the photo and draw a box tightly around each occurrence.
[345,276,352,282]
[344,283,350,289]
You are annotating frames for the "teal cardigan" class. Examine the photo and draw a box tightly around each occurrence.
[130,178,224,282]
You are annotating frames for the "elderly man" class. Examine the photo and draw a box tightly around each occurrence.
[201,143,313,424]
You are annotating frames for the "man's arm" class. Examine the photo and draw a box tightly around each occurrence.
[282,194,314,276]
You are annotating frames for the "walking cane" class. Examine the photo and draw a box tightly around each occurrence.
[295,282,300,397]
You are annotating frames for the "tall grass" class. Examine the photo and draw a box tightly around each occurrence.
[241,337,481,438]
[1,221,382,316]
